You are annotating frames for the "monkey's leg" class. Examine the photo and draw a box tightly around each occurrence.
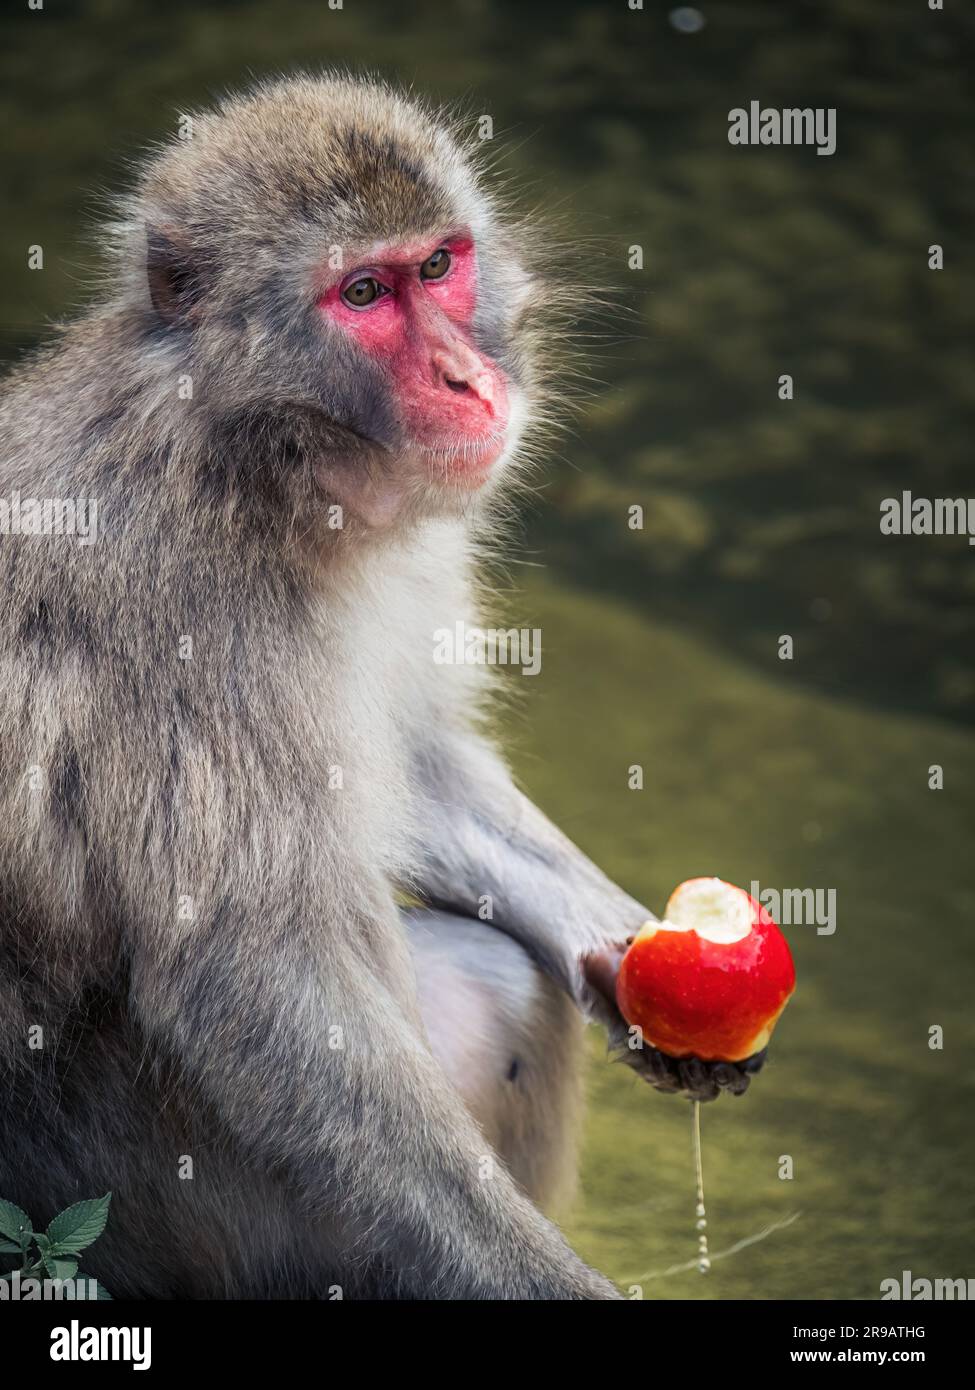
[402,907,583,1214]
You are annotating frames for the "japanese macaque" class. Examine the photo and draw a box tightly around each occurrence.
[0,76,761,1300]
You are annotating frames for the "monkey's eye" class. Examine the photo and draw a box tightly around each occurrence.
[342,277,387,309]
[420,248,451,281]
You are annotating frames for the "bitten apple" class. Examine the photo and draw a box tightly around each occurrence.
[616,877,796,1063]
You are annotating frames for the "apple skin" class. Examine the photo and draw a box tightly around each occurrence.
[616,880,796,1063]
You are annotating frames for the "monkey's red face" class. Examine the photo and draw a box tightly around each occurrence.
[317,236,511,486]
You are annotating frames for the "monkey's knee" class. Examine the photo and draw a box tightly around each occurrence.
[402,908,583,1213]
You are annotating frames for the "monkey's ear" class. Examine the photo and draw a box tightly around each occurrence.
[146,225,203,325]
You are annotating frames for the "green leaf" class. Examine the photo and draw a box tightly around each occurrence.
[0,1199,31,1244]
[93,1280,113,1301]
[43,1256,79,1281]
[33,1233,50,1253]
[0,1241,23,1253]
[45,1194,111,1255]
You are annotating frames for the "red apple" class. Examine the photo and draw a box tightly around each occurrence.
[616,877,796,1063]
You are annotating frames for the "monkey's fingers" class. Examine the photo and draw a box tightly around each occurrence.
[674,1047,767,1101]
[617,1036,768,1102]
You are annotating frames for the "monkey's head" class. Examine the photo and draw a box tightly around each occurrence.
[121,76,550,533]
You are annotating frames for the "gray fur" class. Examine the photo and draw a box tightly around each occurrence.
[0,74,619,1300]
[0,73,753,1302]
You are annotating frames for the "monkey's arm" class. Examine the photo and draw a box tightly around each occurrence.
[410,732,762,1101]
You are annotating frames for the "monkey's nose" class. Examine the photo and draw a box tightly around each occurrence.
[432,344,497,412]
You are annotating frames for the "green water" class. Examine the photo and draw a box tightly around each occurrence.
[509,575,975,1298]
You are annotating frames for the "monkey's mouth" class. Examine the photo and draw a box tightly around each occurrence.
[315,417,505,478]
[415,432,508,483]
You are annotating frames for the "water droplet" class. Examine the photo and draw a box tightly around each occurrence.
[691,1101,711,1273]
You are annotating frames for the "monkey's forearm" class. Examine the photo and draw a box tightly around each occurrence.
[409,736,770,1102]
[411,734,653,1009]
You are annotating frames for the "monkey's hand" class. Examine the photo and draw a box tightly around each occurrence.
[581,942,767,1102]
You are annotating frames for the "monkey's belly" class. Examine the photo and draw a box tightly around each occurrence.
[404,908,583,1214]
